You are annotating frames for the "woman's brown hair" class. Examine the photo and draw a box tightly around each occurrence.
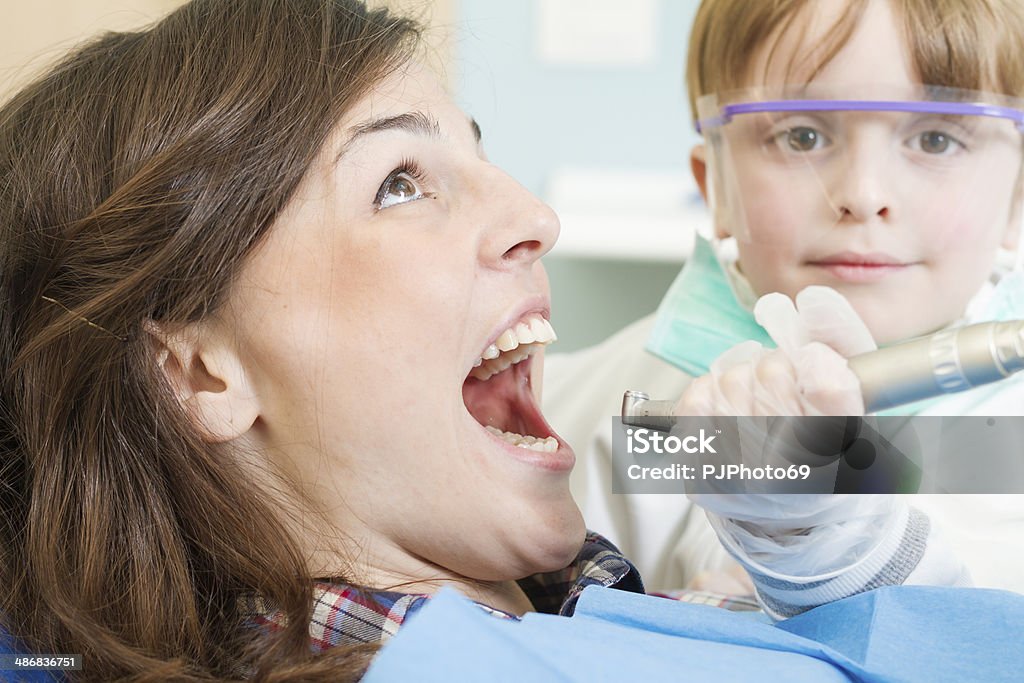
[0,0,419,679]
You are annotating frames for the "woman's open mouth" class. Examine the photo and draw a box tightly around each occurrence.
[462,315,569,464]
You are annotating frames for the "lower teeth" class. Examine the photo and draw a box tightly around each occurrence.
[484,425,558,453]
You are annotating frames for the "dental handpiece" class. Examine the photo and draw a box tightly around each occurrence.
[622,319,1024,429]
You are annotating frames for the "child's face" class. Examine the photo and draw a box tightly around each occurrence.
[696,0,1023,343]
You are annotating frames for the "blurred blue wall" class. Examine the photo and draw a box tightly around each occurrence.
[453,0,703,352]
[453,0,702,197]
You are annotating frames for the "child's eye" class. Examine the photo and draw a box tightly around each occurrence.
[908,130,964,155]
[374,161,430,210]
[782,126,829,152]
[786,126,827,152]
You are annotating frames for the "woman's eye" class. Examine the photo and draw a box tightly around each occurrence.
[911,130,962,155]
[375,169,425,209]
[782,126,828,152]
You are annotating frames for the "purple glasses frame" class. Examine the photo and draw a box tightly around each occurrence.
[695,100,1024,134]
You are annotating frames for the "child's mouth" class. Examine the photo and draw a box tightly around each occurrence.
[462,315,568,462]
[809,252,917,283]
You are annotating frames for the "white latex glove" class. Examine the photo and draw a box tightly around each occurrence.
[678,286,894,577]
[675,285,875,417]
[754,284,877,357]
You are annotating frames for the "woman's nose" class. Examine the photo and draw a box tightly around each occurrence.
[477,167,561,268]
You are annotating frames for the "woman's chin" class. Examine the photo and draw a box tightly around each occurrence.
[526,503,588,574]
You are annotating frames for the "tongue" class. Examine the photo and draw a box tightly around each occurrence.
[462,359,549,438]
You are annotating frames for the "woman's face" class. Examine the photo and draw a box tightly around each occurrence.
[224,62,584,587]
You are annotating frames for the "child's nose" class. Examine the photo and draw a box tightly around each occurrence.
[829,140,895,223]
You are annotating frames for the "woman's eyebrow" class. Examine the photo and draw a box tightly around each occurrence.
[335,111,440,162]
[336,111,482,162]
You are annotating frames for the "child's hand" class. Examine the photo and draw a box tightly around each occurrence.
[678,287,889,577]
[675,286,875,417]
[754,285,876,359]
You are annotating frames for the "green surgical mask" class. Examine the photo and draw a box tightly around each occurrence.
[646,235,773,375]
[979,270,1024,323]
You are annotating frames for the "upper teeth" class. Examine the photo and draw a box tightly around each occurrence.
[470,316,557,380]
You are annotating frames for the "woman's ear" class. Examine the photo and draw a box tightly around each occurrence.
[691,144,730,239]
[143,319,260,443]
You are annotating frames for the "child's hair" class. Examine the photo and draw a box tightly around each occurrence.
[685,0,1024,120]
[0,0,420,680]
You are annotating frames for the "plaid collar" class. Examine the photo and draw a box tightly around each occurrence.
[238,531,645,651]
